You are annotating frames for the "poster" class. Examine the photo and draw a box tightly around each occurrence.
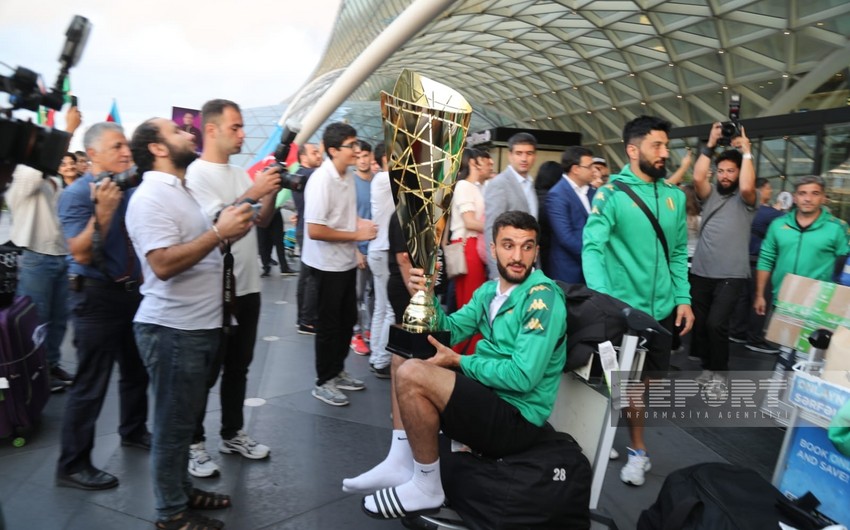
[172,106,202,152]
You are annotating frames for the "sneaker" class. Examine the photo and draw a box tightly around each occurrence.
[312,380,349,406]
[297,324,316,335]
[745,341,780,354]
[188,442,220,478]
[609,448,619,460]
[695,369,715,386]
[620,448,651,486]
[219,430,270,459]
[50,365,74,385]
[335,370,366,391]
[729,336,747,344]
[363,330,371,343]
[350,334,370,355]
[260,267,271,278]
[280,269,297,277]
[370,364,391,379]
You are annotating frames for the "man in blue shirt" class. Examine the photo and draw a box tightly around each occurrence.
[55,122,150,491]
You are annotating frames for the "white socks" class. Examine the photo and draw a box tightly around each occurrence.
[342,430,413,493]
[363,459,444,517]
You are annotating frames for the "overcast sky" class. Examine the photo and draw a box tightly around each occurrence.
[0,0,343,149]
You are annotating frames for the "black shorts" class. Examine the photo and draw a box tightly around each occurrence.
[439,372,544,458]
[642,310,676,379]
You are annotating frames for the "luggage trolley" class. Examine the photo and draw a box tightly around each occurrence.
[404,308,669,530]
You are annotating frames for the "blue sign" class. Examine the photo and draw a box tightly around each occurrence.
[778,418,850,525]
[788,372,850,420]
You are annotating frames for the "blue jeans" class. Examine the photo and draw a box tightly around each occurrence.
[134,323,220,520]
[16,250,68,367]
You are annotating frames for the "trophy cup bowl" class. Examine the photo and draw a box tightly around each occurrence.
[382,69,472,359]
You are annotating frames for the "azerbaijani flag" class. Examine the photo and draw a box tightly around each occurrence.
[106,99,121,124]
[36,77,72,128]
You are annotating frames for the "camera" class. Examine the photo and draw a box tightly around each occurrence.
[0,16,92,193]
[718,94,742,147]
[268,126,306,192]
[95,166,140,191]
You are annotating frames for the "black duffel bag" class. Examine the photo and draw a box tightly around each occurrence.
[638,462,836,530]
[439,427,591,530]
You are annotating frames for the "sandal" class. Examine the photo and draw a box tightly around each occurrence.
[155,511,224,530]
[188,488,231,510]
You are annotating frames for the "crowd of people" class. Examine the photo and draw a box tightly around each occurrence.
[3,100,849,528]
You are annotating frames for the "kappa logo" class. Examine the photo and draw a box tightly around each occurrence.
[528,285,550,294]
[528,298,548,311]
[526,318,544,331]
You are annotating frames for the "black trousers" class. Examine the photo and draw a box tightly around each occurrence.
[297,260,319,327]
[257,210,290,272]
[314,268,358,385]
[730,263,774,342]
[59,285,149,474]
[194,292,260,442]
[690,274,747,372]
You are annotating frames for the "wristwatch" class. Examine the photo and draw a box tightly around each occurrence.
[700,146,715,158]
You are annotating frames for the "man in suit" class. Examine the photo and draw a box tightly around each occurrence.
[484,132,538,279]
[545,146,596,284]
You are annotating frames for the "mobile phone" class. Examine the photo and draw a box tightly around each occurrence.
[70,95,78,107]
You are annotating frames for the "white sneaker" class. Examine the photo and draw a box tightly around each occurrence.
[188,442,220,478]
[609,448,619,460]
[695,369,715,386]
[219,430,270,460]
[620,447,651,486]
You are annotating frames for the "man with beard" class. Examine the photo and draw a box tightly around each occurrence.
[583,115,694,487]
[127,118,254,529]
[349,211,566,520]
[688,123,757,386]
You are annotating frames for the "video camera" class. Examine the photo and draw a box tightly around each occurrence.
[268,126,306,192]
[0,15,92,193]
[718,94,742,147]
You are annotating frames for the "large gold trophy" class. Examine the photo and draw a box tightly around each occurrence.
[382,69,472,359]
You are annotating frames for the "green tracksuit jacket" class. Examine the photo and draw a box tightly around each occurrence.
[756,207,850,297]
[581,166,691,321]
[435,269,567,427]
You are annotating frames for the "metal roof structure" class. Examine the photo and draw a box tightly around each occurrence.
[285,0,850,166]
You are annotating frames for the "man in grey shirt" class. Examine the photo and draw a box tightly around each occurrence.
[690,123,757,385]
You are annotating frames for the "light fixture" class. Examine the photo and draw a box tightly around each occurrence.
[676,94,683,99]
[611,106,617,110]
[722,85,728,90]
[783,29,791,35]
[640,101,647,106]
[668,63,675,67]
[629,72,636,77]
[598,80,604,84]
[782,73,789,78]
[586,110,592,114]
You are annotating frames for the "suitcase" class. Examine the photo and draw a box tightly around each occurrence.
[0,295,50,446]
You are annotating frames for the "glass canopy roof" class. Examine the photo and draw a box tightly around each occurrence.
[285,0,850,166]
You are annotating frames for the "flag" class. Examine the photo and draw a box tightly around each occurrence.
[63,76,73,105]
[106,99,121,124]
[37,107,55,127]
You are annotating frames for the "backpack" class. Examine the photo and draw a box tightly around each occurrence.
[637,462,835,530]
[556,281,630,372]
[440,427,591,530]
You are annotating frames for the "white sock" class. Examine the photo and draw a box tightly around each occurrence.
[363,459,444,516]
[342,430,413,493]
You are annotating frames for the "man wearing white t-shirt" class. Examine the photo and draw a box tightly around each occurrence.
[367,143,394,378]
[302,123,378,406]
[184,99,281,477]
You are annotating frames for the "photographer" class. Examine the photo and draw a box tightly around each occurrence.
[56,122,150,491]
[689,122,757,386]
[5,105,80,392]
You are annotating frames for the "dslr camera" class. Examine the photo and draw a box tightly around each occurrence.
[718,94,742,147]
[0,15,92,194]
[268,126,306,192]
[95,166,140,192]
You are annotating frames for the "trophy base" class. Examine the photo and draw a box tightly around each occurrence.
[387,325,451,360]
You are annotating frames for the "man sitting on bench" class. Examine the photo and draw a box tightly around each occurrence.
[355,210,567,520]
